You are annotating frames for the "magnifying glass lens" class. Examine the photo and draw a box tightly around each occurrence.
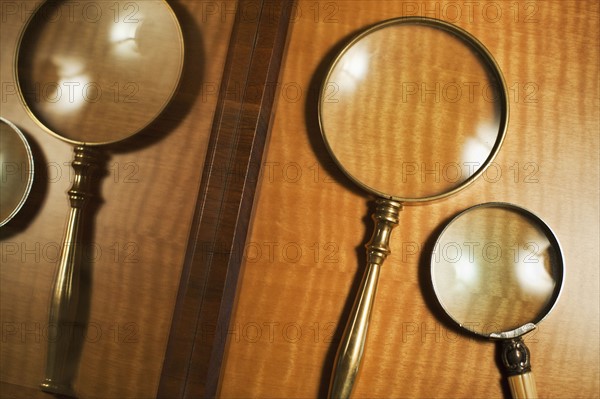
[321,23,503,200]
[0,119,33,226]
[432,205,562,335]
[17,0,183,144]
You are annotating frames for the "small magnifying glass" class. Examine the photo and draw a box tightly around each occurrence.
[431,202,565,398]
[319,17,509,398]
[0,117,34,227]
[15,0,183,394]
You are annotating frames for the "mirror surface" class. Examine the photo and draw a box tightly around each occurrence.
[17,0,183,144]
[431,204,562,335]
[320,21,503,200]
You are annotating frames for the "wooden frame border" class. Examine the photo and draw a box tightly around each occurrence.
[158,1,294,397]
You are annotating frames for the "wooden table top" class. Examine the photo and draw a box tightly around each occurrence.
[219,1,599,398]
[1,1,598,398]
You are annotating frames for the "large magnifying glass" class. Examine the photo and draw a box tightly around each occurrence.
[319,17,509,398]
[0,117,34,227]
[15,0,183,394]
[431,202,564,398]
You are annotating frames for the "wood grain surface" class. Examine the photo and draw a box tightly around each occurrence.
[219,1,599,398]
[1,1,236,397]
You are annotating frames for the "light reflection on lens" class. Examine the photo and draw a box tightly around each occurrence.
[431,203,563,336]
[320,23,504,200]
[17,0,182,144]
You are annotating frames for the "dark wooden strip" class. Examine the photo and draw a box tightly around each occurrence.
[157,1,294,397]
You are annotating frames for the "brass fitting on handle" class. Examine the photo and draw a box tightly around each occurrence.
[328,198,402,399]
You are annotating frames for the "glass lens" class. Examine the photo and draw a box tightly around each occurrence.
[17,0,183,144]
[320,20,504,200]
[431,204,563,336]
[0,119,33,226]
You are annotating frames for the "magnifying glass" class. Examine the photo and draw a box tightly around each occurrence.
[318,17,509,398]
[15,0,183,394]
[431,202,564,398]
[0,117,34,227]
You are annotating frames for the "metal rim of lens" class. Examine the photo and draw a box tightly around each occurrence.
[318,16,510,203]
[430,202,565,339]
[0,117,34,227]
[14,0,185,146]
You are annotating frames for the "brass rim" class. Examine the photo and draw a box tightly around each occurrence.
[318,16,510,203]
[0,117,34,227]
[14,0,185,146]
[430,202,565,339]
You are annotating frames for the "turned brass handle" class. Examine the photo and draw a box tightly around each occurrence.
[40,146,100,395]
[328,199,401,399]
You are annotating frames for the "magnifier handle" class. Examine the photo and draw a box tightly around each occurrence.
[41,146,100,395]
[508,372,538,399]
[502,337,538,399]
[329,199,402,399]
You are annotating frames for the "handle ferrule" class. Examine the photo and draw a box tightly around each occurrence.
[501,337,538,399]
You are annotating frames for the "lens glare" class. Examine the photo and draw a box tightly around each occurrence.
[431,204,563,336]
[320,20,504,200]
[17,0,183,144]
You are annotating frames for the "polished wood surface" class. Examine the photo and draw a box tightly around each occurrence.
[220,1,599,398]
[1,1,235,397]
[2,1,598,398]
